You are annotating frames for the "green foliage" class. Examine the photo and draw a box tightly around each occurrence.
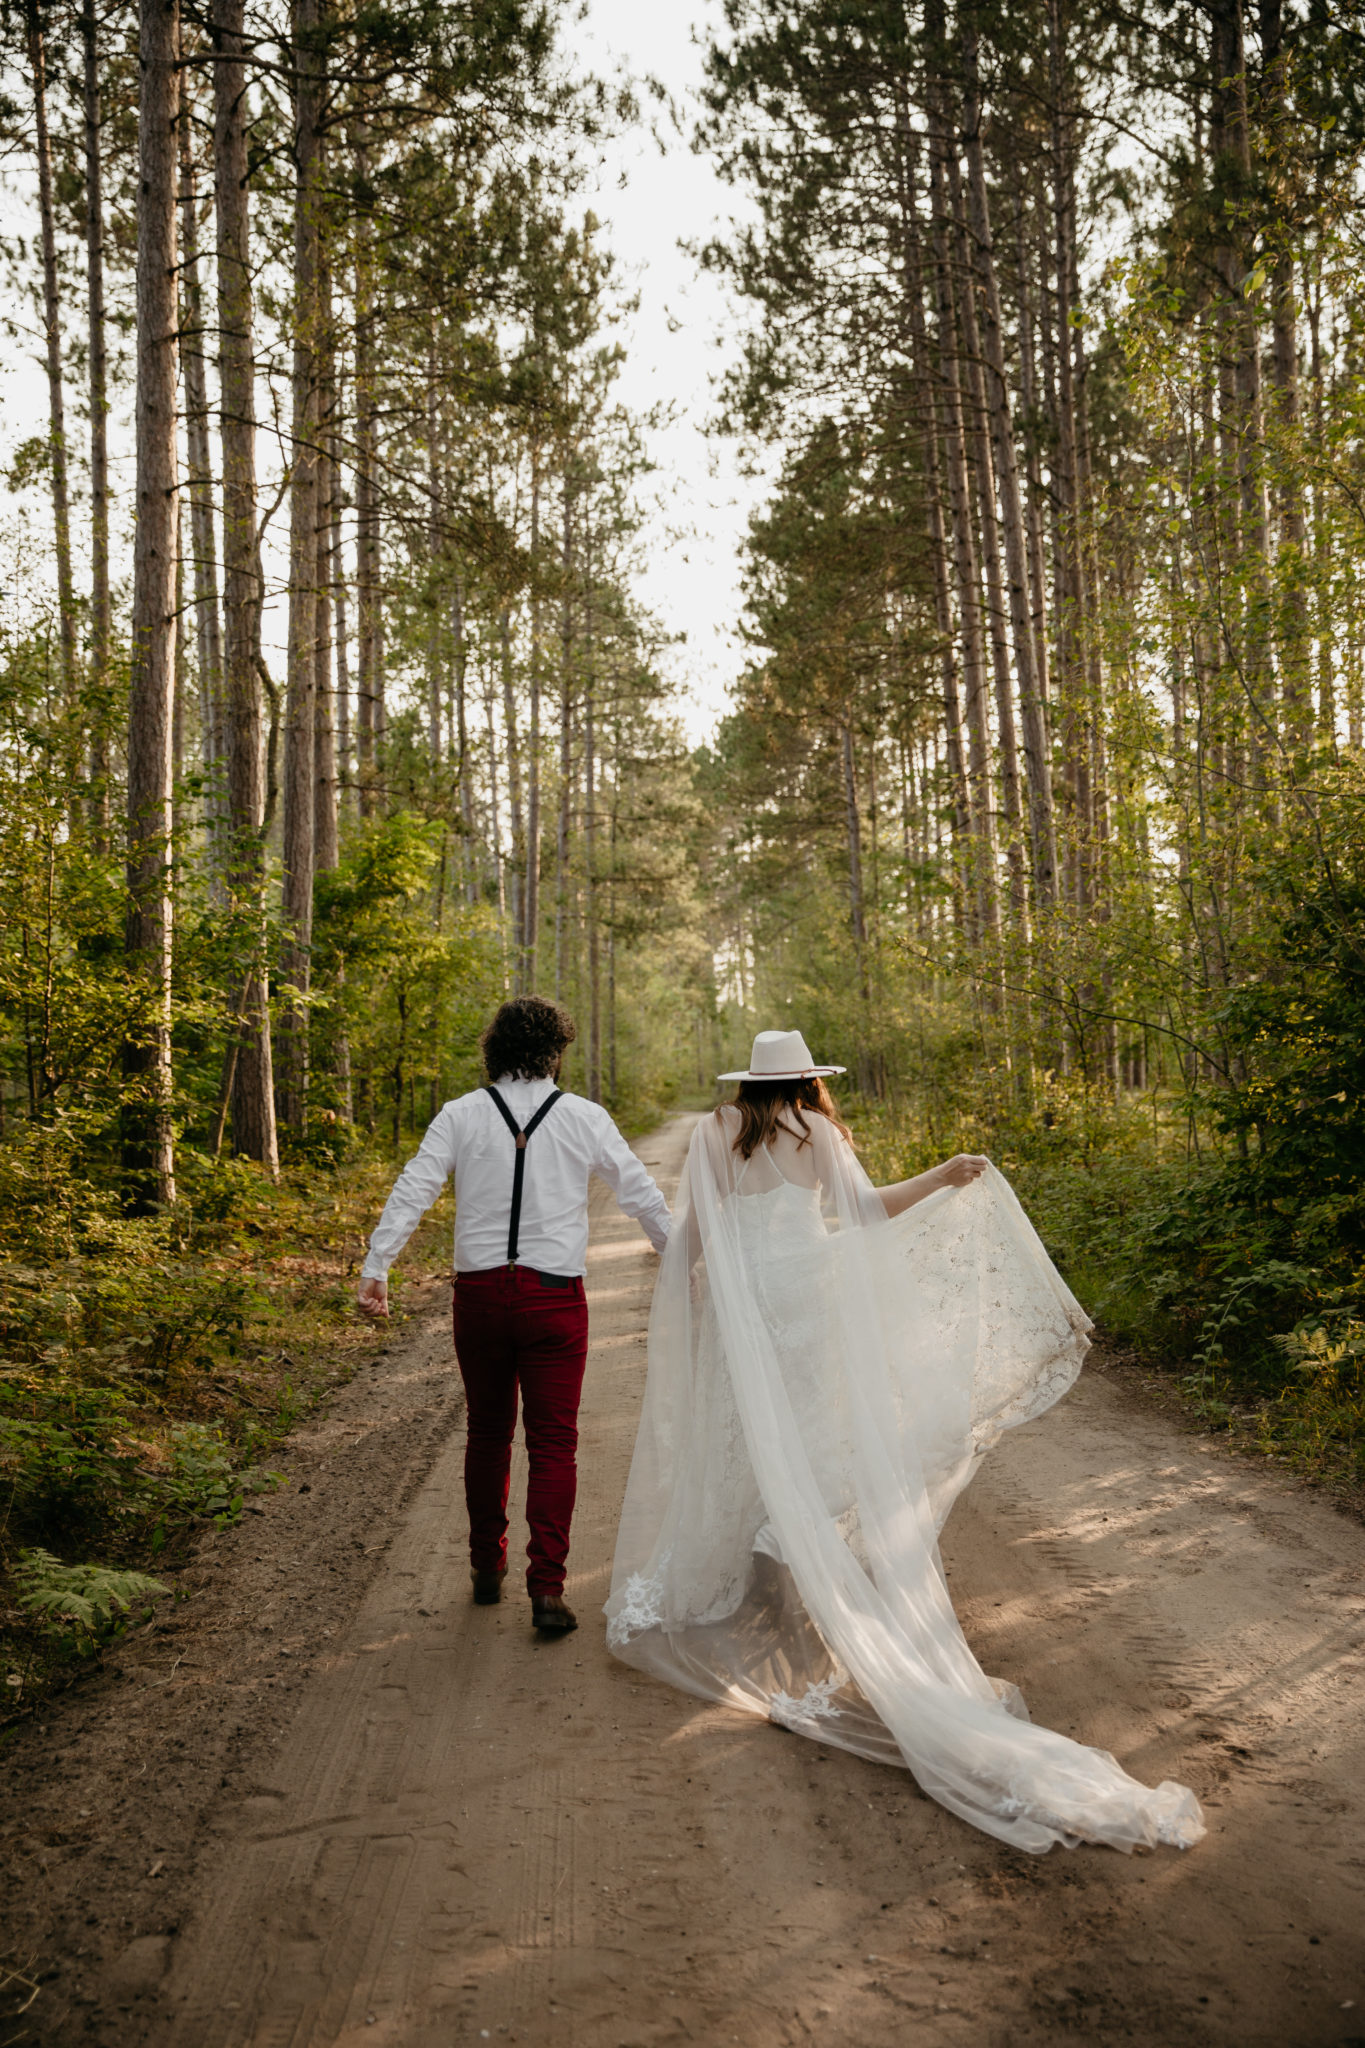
[0,1381,147,1541]
[12,1549,167,1650]
[0,1129,451,1700]
[162,1423,283,1526]
[1212,878,1365,1249]
[1263,1316,1365,1481]
[0,1380,282,1549]
[312,813,506,1140]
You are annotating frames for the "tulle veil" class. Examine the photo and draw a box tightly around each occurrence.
[605,1108,1204,1855]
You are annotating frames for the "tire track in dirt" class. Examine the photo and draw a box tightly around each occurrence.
[117,1114,1365,2045]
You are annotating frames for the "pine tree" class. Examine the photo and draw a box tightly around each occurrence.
[121,0,180,1210]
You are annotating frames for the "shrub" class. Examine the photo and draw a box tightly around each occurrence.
[12,1549,167,1650]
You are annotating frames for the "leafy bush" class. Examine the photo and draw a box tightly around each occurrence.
[0,1380,150,1541]
[0,1258,258,1394]
[163,1422,283,1526]
[0,1381,283,1553]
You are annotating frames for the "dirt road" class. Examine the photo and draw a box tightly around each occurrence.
[16,1111,1365,2046]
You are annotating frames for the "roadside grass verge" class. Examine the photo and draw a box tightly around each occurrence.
[0,1135,453,1719]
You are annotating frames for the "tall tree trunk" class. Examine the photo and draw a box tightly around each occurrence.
[173,498,186,828]
[607,730,619,1103]
[583,591,600,1102]
[1215,0,1271,764]
[948,139,1027,926]
[555,480,574,1000]
[213,0,278,1172]
[26,0,77,706]
[178,111,226,887]
[483,655,506,926]
[278,0,322,1131]
[1260,0,1311,741]
[314,243,338,874]
[523,447,543,986]
[500,602,525,960]
[1208,0,1255,803]
[1302,248,1333,741]
[841,718,870,1004]
[840,716,882,1095]
[963,31,1057,910]
[1017,193,1054,717]
[333,401,352,812]
[927,96,999,942]
[372,539,387,753]
[1048,0,1092,907]
[1071,252,1110,876]
[893,119,972,899]
[81,0,111,839]
[452,566,474,901]
[426,369,444,770]
[353,135,380,816]
[314,274,346,1110]
[121,0,180,1210]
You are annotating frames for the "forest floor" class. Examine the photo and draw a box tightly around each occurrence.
[2,1112,1364,2048]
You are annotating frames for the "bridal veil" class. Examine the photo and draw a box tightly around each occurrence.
[605,1109,1204,1855]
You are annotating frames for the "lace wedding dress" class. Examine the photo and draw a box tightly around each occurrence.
[605,1110,1204,1854]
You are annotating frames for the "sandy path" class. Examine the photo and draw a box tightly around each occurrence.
[151,1112,1365,2048]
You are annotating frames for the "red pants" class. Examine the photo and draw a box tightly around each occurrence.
[451,1267,589,1598]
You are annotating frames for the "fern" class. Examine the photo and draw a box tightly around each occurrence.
[13,1548,168,1645]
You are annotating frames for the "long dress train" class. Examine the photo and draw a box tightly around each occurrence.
[605,1110,1204,1855]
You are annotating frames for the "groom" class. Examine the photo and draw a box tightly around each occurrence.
[357,996,671,1633]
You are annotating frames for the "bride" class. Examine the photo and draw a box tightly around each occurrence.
[606,1028,1204,1855]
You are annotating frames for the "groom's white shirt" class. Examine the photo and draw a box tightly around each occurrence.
[361,1074,671,1280]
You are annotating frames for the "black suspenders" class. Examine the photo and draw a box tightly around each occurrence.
[483,1085,563,1264]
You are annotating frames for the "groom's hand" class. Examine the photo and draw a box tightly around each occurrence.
[357,1276,389,1318]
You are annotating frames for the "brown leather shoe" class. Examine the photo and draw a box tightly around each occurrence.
[531,1594,578,1634]
[471,1567,506,1605]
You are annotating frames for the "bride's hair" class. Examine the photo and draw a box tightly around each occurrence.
[724,1076,852,1160]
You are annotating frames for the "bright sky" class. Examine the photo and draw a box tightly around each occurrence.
[575,0,762,744]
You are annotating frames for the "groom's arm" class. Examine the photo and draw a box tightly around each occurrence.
[357,1102,464,1315]
[591,1113,671,1252]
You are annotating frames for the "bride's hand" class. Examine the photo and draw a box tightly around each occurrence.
[934,1153,990,1189]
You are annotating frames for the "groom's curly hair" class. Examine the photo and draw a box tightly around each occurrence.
[481,996,577,1081]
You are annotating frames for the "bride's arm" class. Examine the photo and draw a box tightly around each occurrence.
[876,1154,990,1218]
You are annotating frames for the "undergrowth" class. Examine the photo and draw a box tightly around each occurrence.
[0,1122,454,1715]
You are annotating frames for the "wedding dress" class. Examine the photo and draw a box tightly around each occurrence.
[605,1110,1204,1854]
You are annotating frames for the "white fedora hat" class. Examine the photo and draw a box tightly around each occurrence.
[717,1028,846,1083]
